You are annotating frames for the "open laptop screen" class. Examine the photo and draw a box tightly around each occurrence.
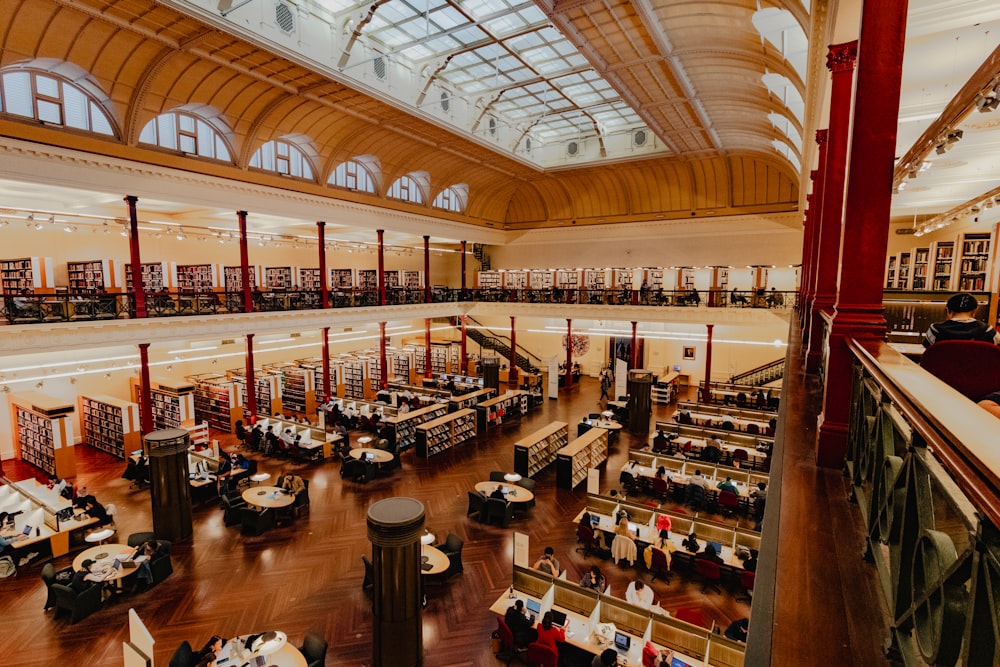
[614,631,630,651]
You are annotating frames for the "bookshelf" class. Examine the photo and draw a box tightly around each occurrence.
[678,268,695,290]
[555,270,579,289]
[931,241,955,291]
[390,352,413,384]
[647,268,665,289]
[173,263,217,292]
[67,259,119,292]
[584,269,607,289]
[1,257,55,293]
[884,256,897,289]
[330,269,354,289]
[476,390,528,433]
[264,266,295,289]
[384,270,400,288]
[478,271,503,288]
[365,357,382,392]
[8,391,75,477]
[281,366,315,414]
[411,345,427,375]
[342,359,367,399]
[513,421,569,478]
[230,371,280,421]
[125,262,168,292]
[613,269,634,289]
[529,270,553,289]
[415,408,477,457]
[401,270,422,289]
[957,232,991,292]
[130,378,196,431]
[79,394,140,459]
[189,375,242,433]
[506,271,528,289]
[296,357,344,399]
[556,427,608,489]
[430,346,449,375]
[183,422,210,449]
[449,387,496,411]
[911,248,929,290]
[298,268,322,291]
[223,266,259,291]
[357,269,378,291]
[896,252,911,290]
[386,402,449,451]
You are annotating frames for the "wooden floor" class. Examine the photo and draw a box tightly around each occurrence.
[0,379,755,667]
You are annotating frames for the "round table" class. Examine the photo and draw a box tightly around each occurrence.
[350,448,394,464]
[242,486,295,509]
[474,481,535,503]
[593,420,623,431]
[225,635,307,667]
[85,527,116,544]
[72,543,137,583]
[421,544,449,575]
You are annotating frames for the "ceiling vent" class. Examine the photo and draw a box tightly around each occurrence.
[488,117,497,136]
[634,129,647,146]
[567,141,579,156]
[373,56,386,80]
[525,137,532,152]
[440,92,450,112]
[275,3,295,33]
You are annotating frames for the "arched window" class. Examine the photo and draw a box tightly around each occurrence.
[329,155,380,193]
[387,172,428,204]
[0,59,116,136]
[767,112,802,152]
[249,135,317,180]
[772,139,801,173]
[432,184,468,213]
[752,9,808,80]
[762,73,804,124]
[138,104,233,162]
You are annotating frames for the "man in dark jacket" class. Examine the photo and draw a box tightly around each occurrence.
[922,293,1000,347]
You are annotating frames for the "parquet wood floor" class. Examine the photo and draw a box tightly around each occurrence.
[0,380,751,667]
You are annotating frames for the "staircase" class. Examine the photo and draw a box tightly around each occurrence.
[729,358,785,386]
[463,316,541,374]
[472,243,490,270]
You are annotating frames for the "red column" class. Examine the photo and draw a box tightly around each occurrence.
[317,221,329,309]
[124,195,147,319]
[377,229,386,306]
[321,327,331,403]
[460,315,468,370]
[806,42,859,372]
[817,2,908,468]
[802,137,829,333]
[138,343,153,434]
[798,190,815,327]
[379,321,388,390]
[509,316,518,385]
[630,321,638,369]
[423,235,431,304]
[245,334,257,423]
[424,318,432,379]
[565,319,574,389]
[701,324,714,404]
[460,240,467,298]
[237,211,253,314]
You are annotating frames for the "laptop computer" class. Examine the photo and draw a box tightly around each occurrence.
[526,599,541,615]
[707,540,723,555]
[671,658,690,667]
[590,514,601,527]
[365,452,375,463]
[501,485,509,494]
[549,610,568,628]
[614,631,631,653]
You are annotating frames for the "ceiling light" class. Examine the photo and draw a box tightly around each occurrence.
[176,228,186,241]
[0,219,7,228]
[64,225,76,233]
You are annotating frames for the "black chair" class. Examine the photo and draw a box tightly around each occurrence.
[619,470,637,496]
[489,471,507,482]
[438,533,464,577]
[467,491,486,520]
[127,531,155,547]
[221,495,247,527]
[168,640,196,667]
[293,479,311,518]
[150,540,173,585]
[685,484,707,511]
[239,508,274,536]
[361,555,374,591]
[299,631,329,667]
[41,563,58,610]
[515,478,536,509]
[485,498,514,527]
[51,582,102,624]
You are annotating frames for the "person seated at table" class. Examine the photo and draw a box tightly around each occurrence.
[532,546,561,576]
[682,532,700,553]
[651,430,669,453]
[489,485,507,501]
[74,486,95,510]
[333,421,350,457]
[81,496,111,526]
[343,404,358,429]
[247,423,263,451]
[193,636,226,667]
[579,565,608,594]
[625,579,654,609]
[71,559,104,591]
[535,611,566,654]
[701,436,723,463]
[717,476,739,495]
[743,549,758,572]
[279,429,296,454]
[235,419,247,448]
[688,469,711,492]
[922,293,1000,347]
[592,647,619,667]
[280,472,305,497]
[730,287,747,306]
[724,618,749,643]
[132,539,168,593]
[720,414,736,430]
[216,454,234,493]
[397,400,411,414]
[504,599,538,648]
[0,511,23,534]
[696,543,724,567]
[675,408,692,425]
[262,426,279,455]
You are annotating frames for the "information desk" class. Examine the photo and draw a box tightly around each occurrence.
[489,565,745,667]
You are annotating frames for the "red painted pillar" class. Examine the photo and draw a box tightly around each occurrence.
[509,316,518,385]
[377,229,386,306]
[818,1,908,468]
[798,190,815,325]
[317,221,329,309]
[806,42,859,372]
[379,321,389,390]
[138,343,153,434]
[460,315,468,370]
[701,324,714,404]
[245,334,257,423]
[423,235,431,304]
[460,240,467,298]
[237,211,253,314]
[124,195,147,319]
[321,327,331,403]
[802,138,829,333]
[630,321,638,369]
[424,318,432,379]
[565,319,574,390]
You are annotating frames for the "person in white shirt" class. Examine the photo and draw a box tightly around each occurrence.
[689,469,711,490]
[625,579,654,608]
[398,401,411,414]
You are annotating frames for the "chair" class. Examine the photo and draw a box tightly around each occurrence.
[674,607,707,629]
[150,540,173,585]
[51,582,103,624]
[41,563,58,610]
[611,534,637,567]
[576,523,601,557]
[648,546,671,584]
[920,340,1000,400]
[694,558,722,593]
[221,495,247,527]
[516,478,536,509]
[467,491,486,520]
[105,503,118,528]
[168,640,196,667]
[495,616,526,664]
[489,471,507,482]
[299,631,328,667]
[650,477,669,502]
[485,498,514,527]
[718,490,740,518]
[239,508,274,536]
[439,532,464,577]
[127,531,155,547]
[619,470,637,496]
[737,569,755,603]
[746,423,760,435]
[361,555,374,591]
[525,641,558,667]
[685,484,707,511]
[732,448,749,468]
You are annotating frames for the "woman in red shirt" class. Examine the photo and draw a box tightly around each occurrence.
[535,611,566,654]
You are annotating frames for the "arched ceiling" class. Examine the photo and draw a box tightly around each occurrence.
[0,0,801,232]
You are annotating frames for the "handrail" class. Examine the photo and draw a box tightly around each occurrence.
[465,315,544,366]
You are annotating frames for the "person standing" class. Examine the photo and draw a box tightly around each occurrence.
[599,369,612,402]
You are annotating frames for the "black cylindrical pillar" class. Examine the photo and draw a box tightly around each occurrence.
[145,428,193,542]
[368,497,425,667]
[626,369,653,433]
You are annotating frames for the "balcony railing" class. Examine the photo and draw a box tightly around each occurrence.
[845,339,1000,666]
[0,288,799,325]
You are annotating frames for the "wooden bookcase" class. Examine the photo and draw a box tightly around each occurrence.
[402,270,422,289]
[1,257,55,294]
[131,377,196,430]
[277,365,315,415]
[957,232,992,292]
[931,241,955,291]
[357,269,378,291]
[330,269,354,289]
[613,269,634,289]
[79,394,141,459]
[366,356,382,392]
[896,252,912,290]
[264,266,295,289]
[298,267,322,291]
[125,261,168,292]
[386,402,449,451]
[478,271,503,288]
[555,269,579,289]
[584,269,607,289]
[476,390,528,433]
[529,270,553,289]
[295,357,344,399]
[188,375,242,433]
[223,266,260,291]
[884,255,897,289]
[430,346,449,375]
[67,259,120,292]
[911,248,930,290]
[555,427,608,489]
[513,421,568,478]
[506,271,528,289]
[8,391,75,477]
[342,358,368,399]
[385,270,401,288]
[229,370,281,421]
[172,263,218,292]
[449,387,496,412]
[415,408,477,457]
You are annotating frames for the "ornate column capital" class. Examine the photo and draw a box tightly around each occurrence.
[827,40,859,73]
